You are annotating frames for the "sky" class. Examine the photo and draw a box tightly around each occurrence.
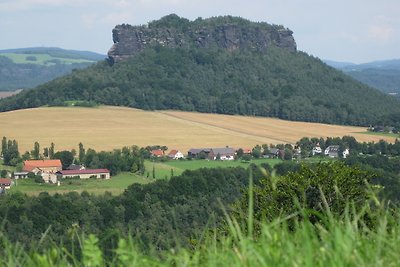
[0,0,399,63]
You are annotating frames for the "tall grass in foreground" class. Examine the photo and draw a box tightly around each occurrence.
[1,195,399,266]
[1,208,399,267]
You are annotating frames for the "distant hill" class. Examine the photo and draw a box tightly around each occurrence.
[0,47,105,91]
[324,59,400,95]
[1,14,400,127]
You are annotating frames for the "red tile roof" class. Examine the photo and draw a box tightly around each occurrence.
[23,160,62,171]
[0,178,11,185]
[57,169,110,175]
[239,148,252,154]
[151,149,164,157]
[168,150,179,156]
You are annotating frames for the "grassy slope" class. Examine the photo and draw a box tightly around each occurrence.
[145,158,282,179]
[9,172,150,196]
[0,106,395,154]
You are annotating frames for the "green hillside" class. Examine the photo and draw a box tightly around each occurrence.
[0,16,399,126]
[325,59,400,95]
[0,47,105,91]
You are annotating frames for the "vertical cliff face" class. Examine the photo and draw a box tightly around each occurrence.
[107,14,297,63]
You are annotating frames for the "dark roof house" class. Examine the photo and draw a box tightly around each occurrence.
[209,147,235,160]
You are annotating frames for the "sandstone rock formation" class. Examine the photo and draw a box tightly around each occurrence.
[108,14,297,64]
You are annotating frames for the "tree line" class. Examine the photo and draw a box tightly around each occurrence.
[0,137,145,176]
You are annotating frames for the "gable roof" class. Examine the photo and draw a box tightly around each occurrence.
[23,160,62,172]
[168,150,179,156]
[240,148,252,154]
[57,169,110,175]
[211,147,235,155]
[0,178,11,185]
[151,149,164,157]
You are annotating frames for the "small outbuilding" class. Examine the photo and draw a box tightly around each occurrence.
[56,169,110,179]
[13,172,29,179]
[0,178,12,189]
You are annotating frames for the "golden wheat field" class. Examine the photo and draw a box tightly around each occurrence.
[0,106,395,153]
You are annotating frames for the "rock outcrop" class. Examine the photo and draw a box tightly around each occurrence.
[108,14,297,64]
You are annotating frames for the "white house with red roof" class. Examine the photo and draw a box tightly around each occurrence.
[56,169,110,179]
[168,150,184,160]
[23,159,62,174]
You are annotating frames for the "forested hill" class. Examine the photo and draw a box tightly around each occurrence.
[0,47,105,91]
[0,15,399,126]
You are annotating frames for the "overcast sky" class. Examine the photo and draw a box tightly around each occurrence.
[0,0,398,63]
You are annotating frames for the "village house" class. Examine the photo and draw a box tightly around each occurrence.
[23,159,62,175]
[23,159,62,183]
[168,150,185,160]
[209,147,236,160]
[151,149,164,158]
[264,148,280,158]
[312,146,322,156]
[325,145,339,158]
[241,148,252,154]
[0,178,12,190]
[56,169,110,179]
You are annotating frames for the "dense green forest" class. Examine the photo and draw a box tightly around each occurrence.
[0,167,254,251]
[1,46,399,126]
[1,16,399,126]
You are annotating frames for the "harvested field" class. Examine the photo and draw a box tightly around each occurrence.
[0,106,395,153]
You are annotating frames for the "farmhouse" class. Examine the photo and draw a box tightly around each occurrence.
[209,147,235,160]
[312,146,322,156]
[0,178,12,190]
[324,145,340,158]
[151,149,164,157]
[56,169,110,179]
[239,148,252,154]
[168,150,184,160]
[23,159,62,175]
[264,148,280,158]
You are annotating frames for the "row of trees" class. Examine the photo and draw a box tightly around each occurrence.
[0,137,146,176]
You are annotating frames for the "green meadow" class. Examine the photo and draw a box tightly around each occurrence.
[144,158,282,179]
[8,172,151,196]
